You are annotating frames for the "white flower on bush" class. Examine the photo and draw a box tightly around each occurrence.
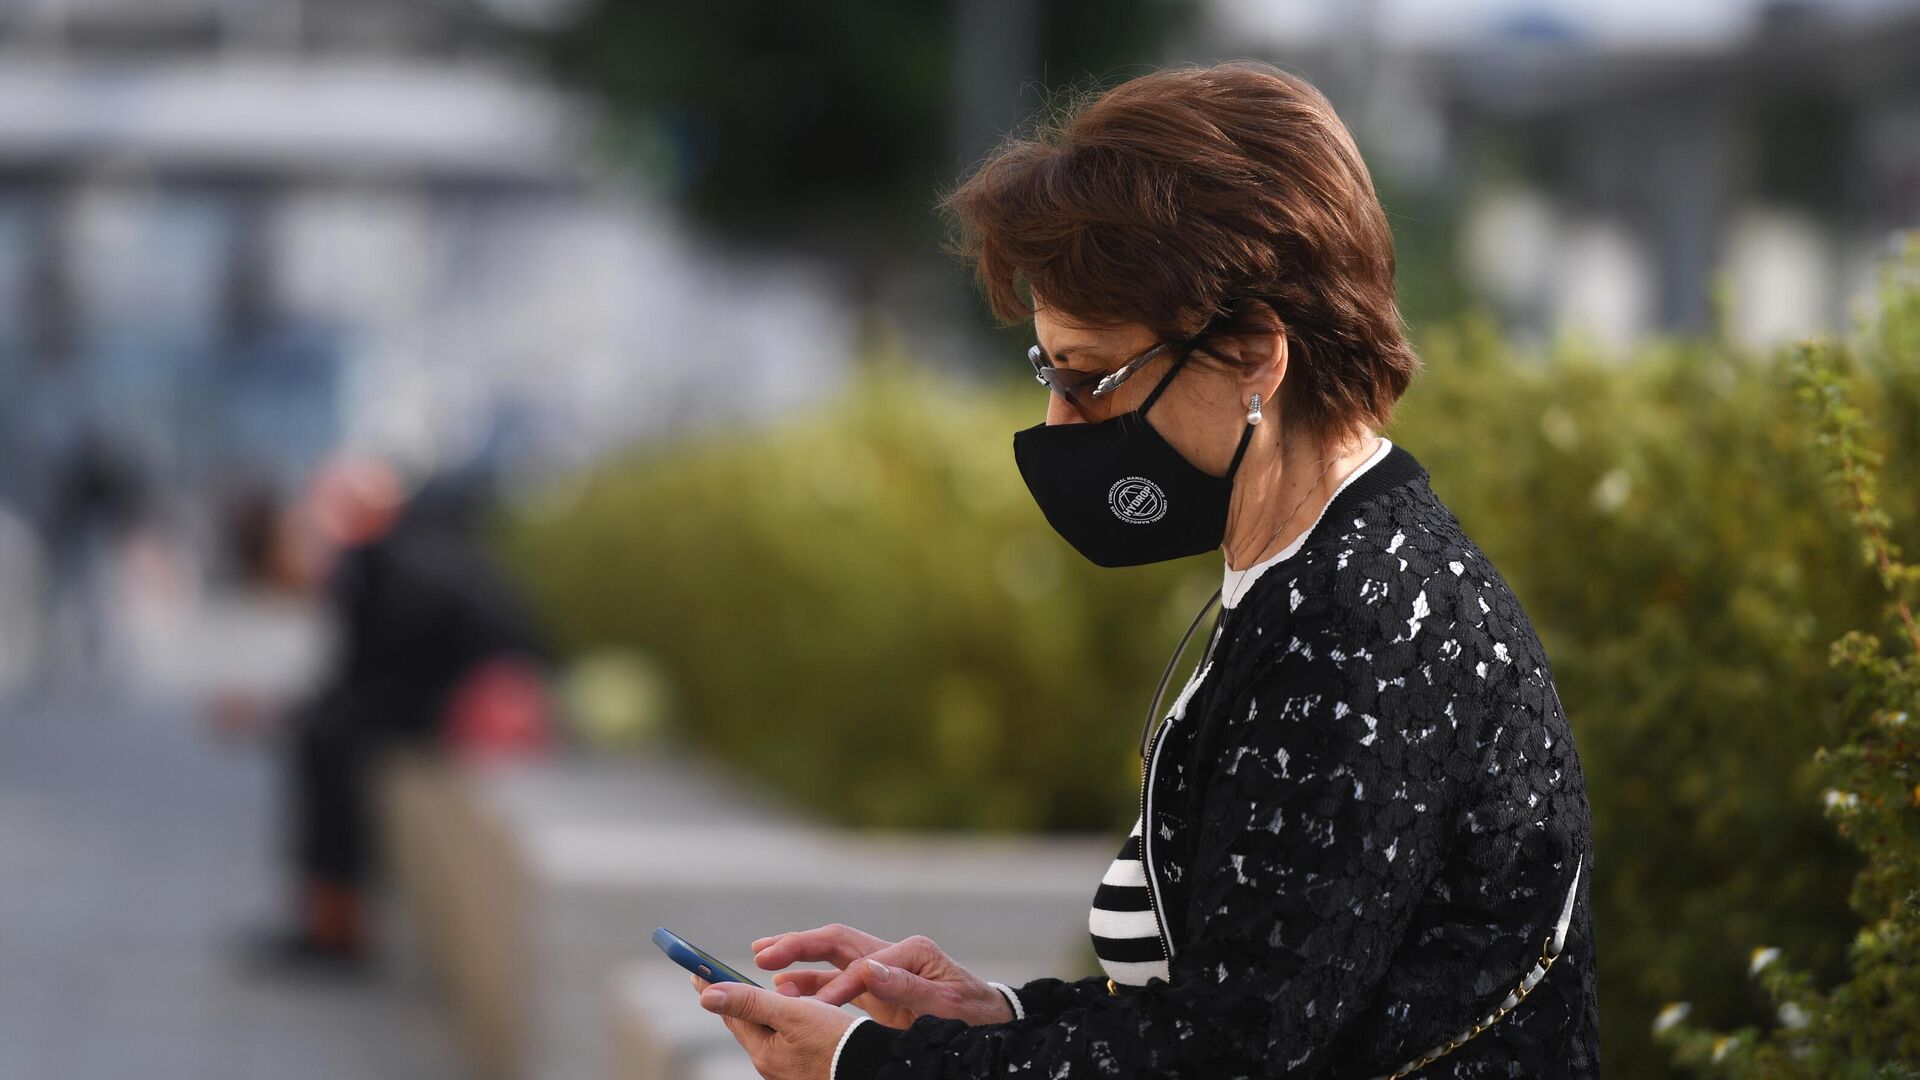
[1712,1035,1738,1063]
[1777,1001,1810,1029]
[1590,468,1632,513]
[1821,788,1859,812]
[1750,946,1781,976]
[1539,407,1579,451]
[1652,1001,1691,1034]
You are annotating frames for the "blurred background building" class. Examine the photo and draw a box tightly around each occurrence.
[0,0,856,579]
[1210,0,1920,355]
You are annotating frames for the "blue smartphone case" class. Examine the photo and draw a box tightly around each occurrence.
[652,926,763,987]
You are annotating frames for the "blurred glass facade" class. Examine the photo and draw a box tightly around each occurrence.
[1216,0,1920,354]
[0,0,855,568]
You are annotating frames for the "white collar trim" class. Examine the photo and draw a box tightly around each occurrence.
[1221,436,1393,610]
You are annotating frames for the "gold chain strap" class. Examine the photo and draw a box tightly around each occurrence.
[1106,930,1561,1077]
[1373,930,1560,1080]
[1103,927,1558,1074]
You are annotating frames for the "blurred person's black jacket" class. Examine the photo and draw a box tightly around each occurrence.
[315,484,550,742]
[288,476,550,890]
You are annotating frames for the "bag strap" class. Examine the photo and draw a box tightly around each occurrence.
[1369,850,1584,1080]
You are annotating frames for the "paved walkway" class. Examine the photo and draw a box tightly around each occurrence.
[0,690,471,1080]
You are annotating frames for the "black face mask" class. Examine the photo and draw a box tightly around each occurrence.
[1013,346,1256,568]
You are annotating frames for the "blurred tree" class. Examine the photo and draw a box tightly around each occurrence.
[1651,262,1920,1077]
[541,0,1199,262]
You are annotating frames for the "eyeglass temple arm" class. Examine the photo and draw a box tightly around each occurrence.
[1093,341,1176,398]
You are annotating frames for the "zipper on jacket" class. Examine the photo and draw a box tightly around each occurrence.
[1135,719,1174,976]
[1118,598,1227,995]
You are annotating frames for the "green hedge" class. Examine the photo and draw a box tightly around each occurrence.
[499,241,1920,1079]
[502,357,1208,832]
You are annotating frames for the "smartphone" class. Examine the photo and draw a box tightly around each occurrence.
[652,926,763,988]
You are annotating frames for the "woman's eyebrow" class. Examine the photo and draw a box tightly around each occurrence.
[1046,343,1111,365]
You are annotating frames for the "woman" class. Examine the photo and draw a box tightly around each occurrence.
[691,60,1600,1079]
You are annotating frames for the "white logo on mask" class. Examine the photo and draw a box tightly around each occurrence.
[1108,477,1168,524]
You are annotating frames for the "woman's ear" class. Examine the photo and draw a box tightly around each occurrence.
[1211,300,1288,399]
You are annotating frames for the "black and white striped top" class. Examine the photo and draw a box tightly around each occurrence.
[1089,437,1395,989]
[1089,817,1170,986]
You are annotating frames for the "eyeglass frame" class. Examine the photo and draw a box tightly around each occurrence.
[1026,338,1181,417]
[1025,300,1254,414]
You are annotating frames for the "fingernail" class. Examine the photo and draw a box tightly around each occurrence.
[865,959,890,980]
[700,988,727,1010]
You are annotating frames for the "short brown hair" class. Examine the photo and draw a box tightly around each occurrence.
[935,60,1420,444]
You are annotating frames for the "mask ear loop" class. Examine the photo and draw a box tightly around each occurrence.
[1124,342,1197,431]
[1214,414,1261,552]
[1134,347,1261,757]
[1223,419,1256,481]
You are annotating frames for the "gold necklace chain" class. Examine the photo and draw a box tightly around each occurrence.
[1137,432,1383,758]
[1224,432,1381,599]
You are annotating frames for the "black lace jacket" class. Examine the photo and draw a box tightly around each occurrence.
[837,442,1601,1079]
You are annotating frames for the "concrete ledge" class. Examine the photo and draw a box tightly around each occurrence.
[380,752,1114,1080]
[382,753,527,1079]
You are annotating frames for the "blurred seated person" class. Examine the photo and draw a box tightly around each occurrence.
[224,456,555,969]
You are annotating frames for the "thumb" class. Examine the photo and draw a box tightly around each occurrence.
[700,983,788,1028]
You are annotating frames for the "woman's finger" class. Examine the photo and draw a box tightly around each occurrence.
[774,970,894,1017]
[772,970,839,996]
[753,923,892,969]
[811,935,945,1002]
[809,962,873,1008]
[814,956,944,1012]
[702,986,780,1064]
[695,974,773,1053]
[752,923,892,970]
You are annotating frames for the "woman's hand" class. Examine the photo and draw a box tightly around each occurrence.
[691,973,856,1080]
[751,924,1014,1028]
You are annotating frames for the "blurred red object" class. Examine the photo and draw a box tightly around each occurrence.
[441,655,554,762]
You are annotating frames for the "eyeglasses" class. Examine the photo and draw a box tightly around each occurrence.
[1026,339,1175,416]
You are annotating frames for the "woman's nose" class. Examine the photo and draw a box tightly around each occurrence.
[1046,393,1086,426]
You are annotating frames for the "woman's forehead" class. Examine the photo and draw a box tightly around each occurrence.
[1033,307,1154,359]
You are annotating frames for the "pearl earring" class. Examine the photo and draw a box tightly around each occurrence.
[1246,393,1264,425]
